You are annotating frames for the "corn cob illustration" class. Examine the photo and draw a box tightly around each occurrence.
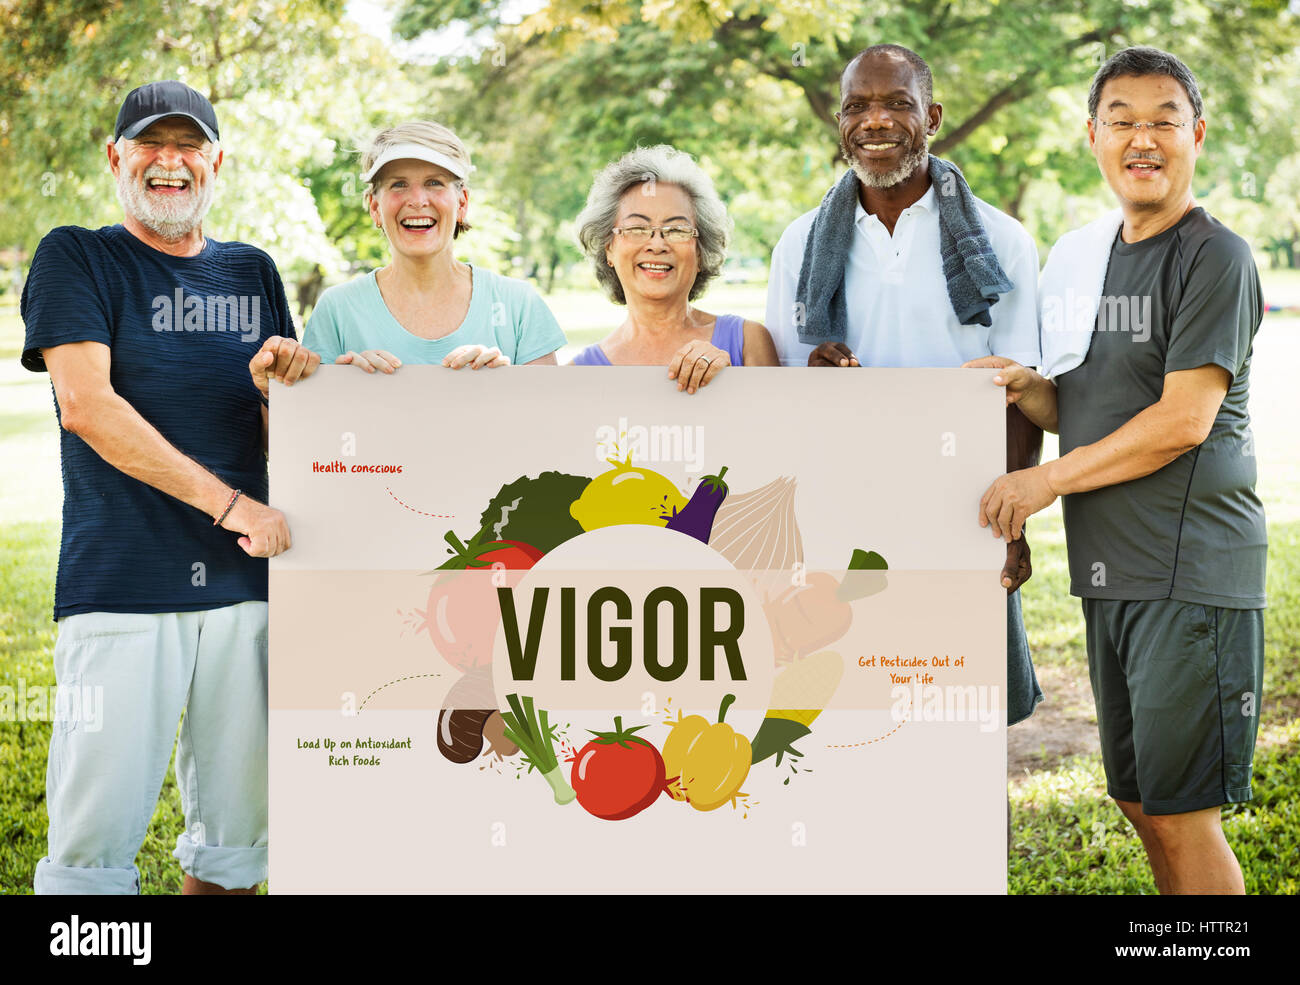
[750,650,845,766]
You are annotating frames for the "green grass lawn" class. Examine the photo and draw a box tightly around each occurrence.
[2,282,1298,894]
[1009,721,1300,894]
[0,522,189,894]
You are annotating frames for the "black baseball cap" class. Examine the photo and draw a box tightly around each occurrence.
[113,81,219,143]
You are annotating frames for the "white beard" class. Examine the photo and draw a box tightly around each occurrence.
[116,161,215,241]
[845,139,930,189]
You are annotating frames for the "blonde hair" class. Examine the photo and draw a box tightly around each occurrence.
[360,121,473,237]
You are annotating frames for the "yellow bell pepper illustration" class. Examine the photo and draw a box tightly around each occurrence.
[663,694,751,811]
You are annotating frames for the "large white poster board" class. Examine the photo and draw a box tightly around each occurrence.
[269,366,1007,892]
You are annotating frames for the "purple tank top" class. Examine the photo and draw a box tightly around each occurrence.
[571,313,746,366]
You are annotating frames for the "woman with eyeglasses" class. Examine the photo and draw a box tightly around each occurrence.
[571,145,778,389]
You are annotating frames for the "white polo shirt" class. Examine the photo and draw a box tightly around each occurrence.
[764,184,1041,368]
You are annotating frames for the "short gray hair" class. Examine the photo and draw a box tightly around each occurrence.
[575,145,731,305]
[1088,46,1203,120]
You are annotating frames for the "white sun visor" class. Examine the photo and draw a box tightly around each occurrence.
[360,143,475,183]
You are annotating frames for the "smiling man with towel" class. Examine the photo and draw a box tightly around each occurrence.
[973,47,1266,894]
[765,43,1045,730]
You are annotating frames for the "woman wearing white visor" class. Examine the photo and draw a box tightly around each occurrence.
[301,121,565,372]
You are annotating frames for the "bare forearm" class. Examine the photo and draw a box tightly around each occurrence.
[1045,401,1198,496]
[1017,374,1059,433]
[64,391,234,518]
[1007,404,1043,472]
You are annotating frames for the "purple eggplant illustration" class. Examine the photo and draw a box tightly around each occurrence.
[667,466,729,543]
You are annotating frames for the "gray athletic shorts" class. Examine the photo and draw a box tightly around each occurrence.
[1082,598,1265,815]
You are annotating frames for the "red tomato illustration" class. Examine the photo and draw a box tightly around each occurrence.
[420,531,542,673]
[570,717,669,821]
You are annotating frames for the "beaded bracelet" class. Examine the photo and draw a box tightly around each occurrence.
[214,489,242,526]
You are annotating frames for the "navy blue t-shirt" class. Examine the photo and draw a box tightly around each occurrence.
[21,224,295,620]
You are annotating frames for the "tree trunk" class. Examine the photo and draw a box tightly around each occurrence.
[543,245,559,294]
[1005,175,1030,222]
[515,198,530,277]
[296,264,325,319]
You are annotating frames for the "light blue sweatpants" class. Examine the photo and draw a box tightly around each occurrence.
[34,601,268,894]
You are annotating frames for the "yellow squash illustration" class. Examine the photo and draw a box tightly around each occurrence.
[663,694,751,811]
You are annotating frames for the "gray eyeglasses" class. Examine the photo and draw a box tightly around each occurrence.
[613,225,699,243]
[1094,118,1197,135]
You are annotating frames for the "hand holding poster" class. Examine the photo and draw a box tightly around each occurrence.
[269,366,1006,892]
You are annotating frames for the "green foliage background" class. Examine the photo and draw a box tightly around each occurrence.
[2,0,1299,296]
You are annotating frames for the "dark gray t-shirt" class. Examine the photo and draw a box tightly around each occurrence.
[1056,208,1265,608]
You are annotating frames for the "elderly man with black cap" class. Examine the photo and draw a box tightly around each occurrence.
[20,80,314,894]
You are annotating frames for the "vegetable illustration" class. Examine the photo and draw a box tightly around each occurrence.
[474,471,591,554]
[837,548,889,602]
[436,667,500,764]
[419,570,497,671]
[417,455,866,817]
[708,476,804,571]
[662,694,752,811]
[570,716,668,820]
[764,573,853,662]
[438,708,492,764]
[750,650,846,766]
[436,529,543,571]
[569,456,688,531]
[666,466,729,543]
[483,711,519,760]
[421,531,543,673]
[762,548,888,662]
[499,693,576,805]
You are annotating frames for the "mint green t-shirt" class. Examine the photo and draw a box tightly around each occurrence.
[303,265,566,365]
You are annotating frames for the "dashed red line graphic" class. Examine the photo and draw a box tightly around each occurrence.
[386,486,455,519]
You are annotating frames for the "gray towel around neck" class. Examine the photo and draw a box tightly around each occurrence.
[794,155,1014,344]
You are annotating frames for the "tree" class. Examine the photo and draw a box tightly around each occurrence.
[391,8,837,284]
[1261,155,1300,268]
[0,0,422,293]
[394,0,1300,260]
